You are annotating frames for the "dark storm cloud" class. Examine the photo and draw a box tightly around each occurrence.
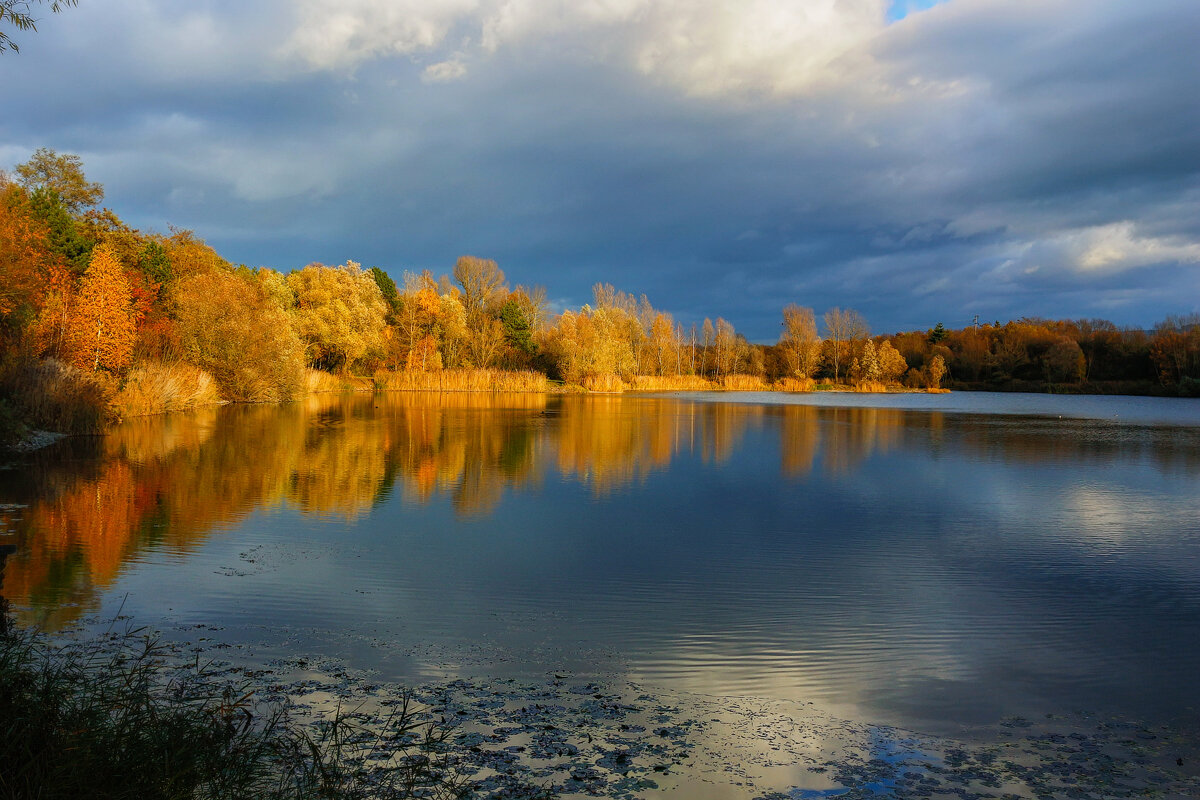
[2,0,1196,339]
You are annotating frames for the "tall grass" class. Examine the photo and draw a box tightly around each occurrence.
[0,605,462,800]
[375,369,549,393]
[115,362,224,417]
[852,380,891,393]
[581,374,626,393]
[0,359,114,434]
[719,374,769,391]
[305,369,374,394]
[774,377,815,393]
[627,375,716,391]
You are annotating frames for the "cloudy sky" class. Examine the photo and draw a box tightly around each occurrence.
[3,0,1198,338]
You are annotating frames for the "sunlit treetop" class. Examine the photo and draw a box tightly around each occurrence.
[14,147,103,214]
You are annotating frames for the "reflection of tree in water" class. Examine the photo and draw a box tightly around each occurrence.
[553,397,760,493]
[5,394,1197,629]
[776,405,911,478]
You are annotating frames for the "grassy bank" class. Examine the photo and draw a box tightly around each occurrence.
[0,603,462,800]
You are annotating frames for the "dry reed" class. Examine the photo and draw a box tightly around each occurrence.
[852,380,891,393]
[374,369,549,393]
[581,374,626,393]
[305,369,373,394]
[627,375,716,391]
[1,359,115,433]
[719,374,769,391]
[115,362,224,417]
[774,377,815,393]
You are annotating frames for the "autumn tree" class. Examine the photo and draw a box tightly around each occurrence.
[288,261,388,372]
[1043,337,1085,383]
[823,307,868,383]
[14,147,102,212]
[1149,315,1200,387]
[452,256,510,367]
[63,244,136,373]
[542,306,635,384]
[925,354,947,389]
[511,284,548,332]
[876,340,909,384]
[779,304,821,379]
[173,269,305,401]
[0,183,59,333]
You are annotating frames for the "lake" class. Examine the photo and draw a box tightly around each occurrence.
[3,390,1199,796]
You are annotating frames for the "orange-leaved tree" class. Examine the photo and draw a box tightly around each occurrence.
[64,244,136,372]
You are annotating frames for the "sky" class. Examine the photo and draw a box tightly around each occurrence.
[2,0,1198,340]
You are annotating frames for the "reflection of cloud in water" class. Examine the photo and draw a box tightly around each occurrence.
[2,392,1199,738]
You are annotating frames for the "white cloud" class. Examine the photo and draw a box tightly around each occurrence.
[280,0,897,97]
[422,57,469,83]
[1073,222,1200,273]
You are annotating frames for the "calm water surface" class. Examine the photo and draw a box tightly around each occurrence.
[2,391,1199,737]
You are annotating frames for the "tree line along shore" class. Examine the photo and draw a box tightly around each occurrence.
[2,149,1198,443]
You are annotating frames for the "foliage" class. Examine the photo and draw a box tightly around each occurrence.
[369,266,401,319]
[13,147,102,212]
[0,183,64,348]
[0,0,76,53]
[500,298,535,356]
[62,244,137,373]
[779,304,821,379]
[288,262,388,372]
[25,188,94,272]
[822,307,868,383]
[173,269,305,402]
[926,354,947,389]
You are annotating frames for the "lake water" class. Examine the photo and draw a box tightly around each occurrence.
[3,390,1200,793]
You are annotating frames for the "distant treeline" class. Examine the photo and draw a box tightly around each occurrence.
[2,149,1198,438]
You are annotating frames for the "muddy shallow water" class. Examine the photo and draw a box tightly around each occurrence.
[3,391,1200,797]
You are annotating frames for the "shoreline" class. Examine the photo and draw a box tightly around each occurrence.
[28,614,1200,800]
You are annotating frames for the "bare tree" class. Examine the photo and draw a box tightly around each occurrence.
[823,307,869,383]
[454,256,506,317]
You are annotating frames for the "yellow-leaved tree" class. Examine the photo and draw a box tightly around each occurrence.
[64,244,136,372]
[288,261,387,372]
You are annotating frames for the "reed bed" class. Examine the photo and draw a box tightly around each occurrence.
[115,362,224,417]
[627,374,716,391]
[774,377,815,393]
[0,359,114,434]
[375,368,549,393]
[305,369,373,394]
[719,374,770,391]
[852,380,891,393]
[581,373,627,393]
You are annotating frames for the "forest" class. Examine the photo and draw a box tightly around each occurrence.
[2,149,1198,441]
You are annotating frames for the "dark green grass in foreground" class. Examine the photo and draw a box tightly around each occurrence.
[0,602,464,800]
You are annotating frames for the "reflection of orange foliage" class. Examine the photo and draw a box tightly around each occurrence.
[7,394,1084,632]
[818,407,904,475]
